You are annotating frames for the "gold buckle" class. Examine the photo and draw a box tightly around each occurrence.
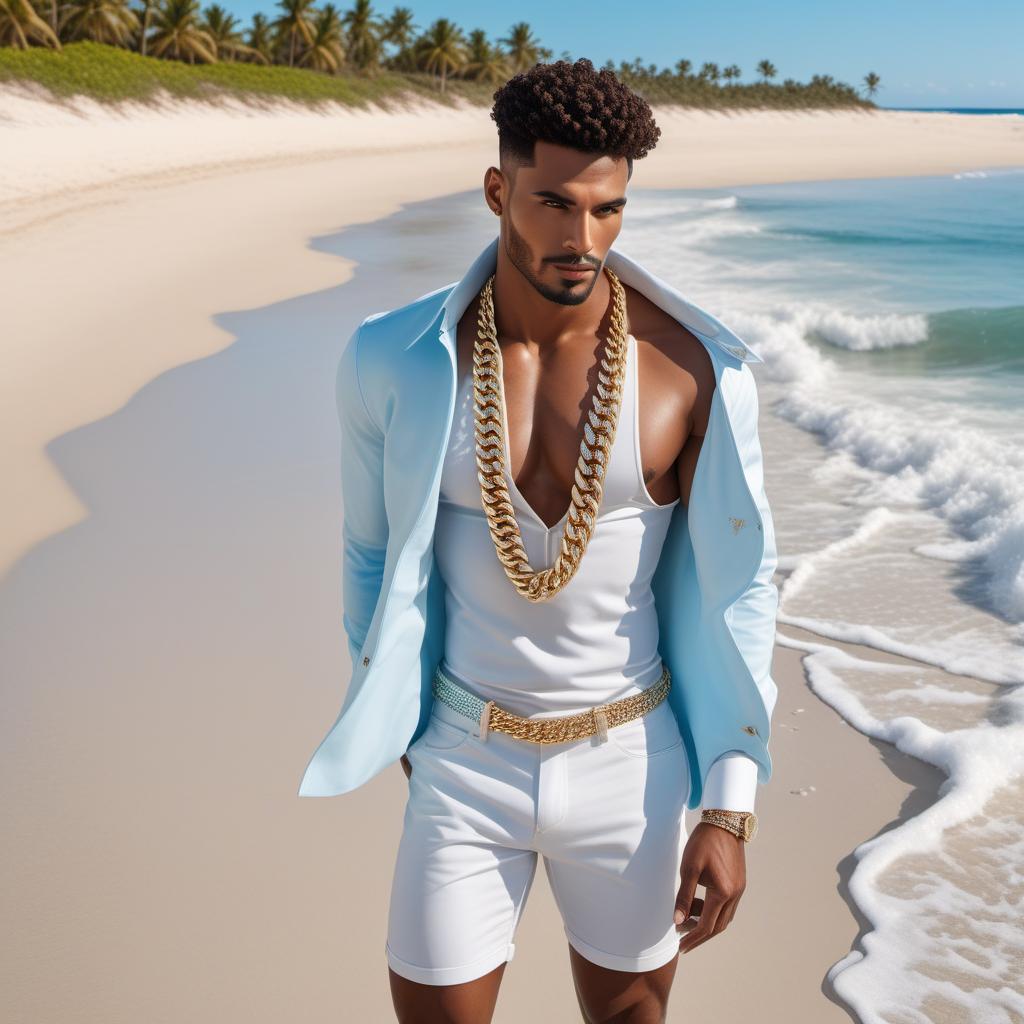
[479,700,495,742]
[454,667,670,745]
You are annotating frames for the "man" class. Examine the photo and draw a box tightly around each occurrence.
[299,58,779,1023]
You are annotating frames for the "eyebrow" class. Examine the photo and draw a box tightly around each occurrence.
[532,190,627,209]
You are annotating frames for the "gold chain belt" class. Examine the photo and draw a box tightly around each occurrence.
[432,664,672,744]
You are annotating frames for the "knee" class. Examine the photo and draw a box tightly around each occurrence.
[581,999,667,1024]
[578,994,667,1024]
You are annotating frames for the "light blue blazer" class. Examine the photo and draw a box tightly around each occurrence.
[298,236,779,810]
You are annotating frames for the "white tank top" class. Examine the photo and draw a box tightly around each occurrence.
[433,334,680,719]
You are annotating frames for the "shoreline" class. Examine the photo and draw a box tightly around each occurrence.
[0,94,1014,1021]
[3,86,1023,218]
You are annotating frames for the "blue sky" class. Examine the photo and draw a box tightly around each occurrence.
[225,0,1023,108]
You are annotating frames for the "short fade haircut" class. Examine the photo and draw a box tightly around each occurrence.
[490,58,661,180]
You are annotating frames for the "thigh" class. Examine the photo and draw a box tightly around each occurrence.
[567,943,678,1024]
[542,700,690,980]
[388,960,508,1024]
[386,709,539,991]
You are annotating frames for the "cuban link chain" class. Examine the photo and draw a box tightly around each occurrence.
[472,266,629,601]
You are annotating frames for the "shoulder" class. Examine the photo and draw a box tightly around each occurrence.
[356,281,454,354]
[624,283,716,393]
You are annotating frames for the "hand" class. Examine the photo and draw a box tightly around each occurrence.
[400,753,412,780]
[674,821,747,955]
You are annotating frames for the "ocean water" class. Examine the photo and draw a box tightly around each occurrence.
[613,169,1024,1023]
[885,107,1024,118]
[336,167,1024,1022]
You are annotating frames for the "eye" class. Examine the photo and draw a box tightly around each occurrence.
[542,199,565,208]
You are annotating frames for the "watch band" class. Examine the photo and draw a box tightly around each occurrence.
[701,809,758,842]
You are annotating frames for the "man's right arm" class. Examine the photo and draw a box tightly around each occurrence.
[337,320,388,669]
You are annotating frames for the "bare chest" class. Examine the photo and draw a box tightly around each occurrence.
[454,316,690,529]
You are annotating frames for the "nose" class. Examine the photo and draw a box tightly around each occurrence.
[563,212,594,259]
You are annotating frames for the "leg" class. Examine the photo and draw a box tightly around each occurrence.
[388,960,508,1024]
[541,700,691,1023]
[568,944,677,1024]
[386,706,539,1020]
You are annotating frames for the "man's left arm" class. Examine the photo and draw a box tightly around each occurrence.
[673,357,778,954]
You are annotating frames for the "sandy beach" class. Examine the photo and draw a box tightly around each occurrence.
[1,88,1018,1022]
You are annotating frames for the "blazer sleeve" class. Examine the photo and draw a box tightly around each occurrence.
[336,320,388,669]
[723,362,780,791]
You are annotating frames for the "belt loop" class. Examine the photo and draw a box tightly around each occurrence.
[479,700,495,742]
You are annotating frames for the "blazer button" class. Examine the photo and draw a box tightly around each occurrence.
[362,656,370,666]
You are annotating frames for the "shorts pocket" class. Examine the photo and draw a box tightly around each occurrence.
[607,704,683,759]
[418,712,474,752]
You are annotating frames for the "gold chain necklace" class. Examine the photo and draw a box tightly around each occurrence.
[472,267,629,602]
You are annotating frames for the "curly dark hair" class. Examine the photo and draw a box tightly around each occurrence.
[490,58,661,178]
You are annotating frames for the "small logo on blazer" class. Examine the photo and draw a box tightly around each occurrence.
[742,724,758,736]
[729,516,746,534]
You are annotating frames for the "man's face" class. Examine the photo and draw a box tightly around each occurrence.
[492,140,630,307]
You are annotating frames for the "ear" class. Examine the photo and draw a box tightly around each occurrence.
[484,165,506,215]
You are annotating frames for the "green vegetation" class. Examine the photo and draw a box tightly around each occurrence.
[0,0,882,112]
[0,38,496,107]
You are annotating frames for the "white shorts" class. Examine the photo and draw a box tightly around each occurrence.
[385,691,690,986]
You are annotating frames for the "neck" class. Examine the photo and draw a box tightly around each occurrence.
[490,238,614,350]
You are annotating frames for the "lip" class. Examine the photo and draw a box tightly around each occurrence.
[552,264,595,278]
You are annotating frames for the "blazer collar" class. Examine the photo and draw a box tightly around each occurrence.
[438,235,764,364]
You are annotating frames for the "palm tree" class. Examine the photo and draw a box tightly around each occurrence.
[722,64,741,84]
[148,0,217,63]
[862,71,880,98]
[272,0,317,68]
[699,61,720,85]
[298,2,345,72]
[380,5,415,68]
[674,58,691,79]
[342,0,384,72]
[60,0,139,46]
[756,59,776,83]
[130,0,157,55]
[498,21,540,73]
[245,11,275,63]
[200,3,267,62]
[414,17,466,92]
[461,27,509,83]
[0,0,61,48]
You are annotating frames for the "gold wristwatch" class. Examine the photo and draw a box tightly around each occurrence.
[700,809,758,842]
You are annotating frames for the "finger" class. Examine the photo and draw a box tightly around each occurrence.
[712,893,742,936]
[679,889,728,955]
[675,895,703,934]
[674,869,700,926]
